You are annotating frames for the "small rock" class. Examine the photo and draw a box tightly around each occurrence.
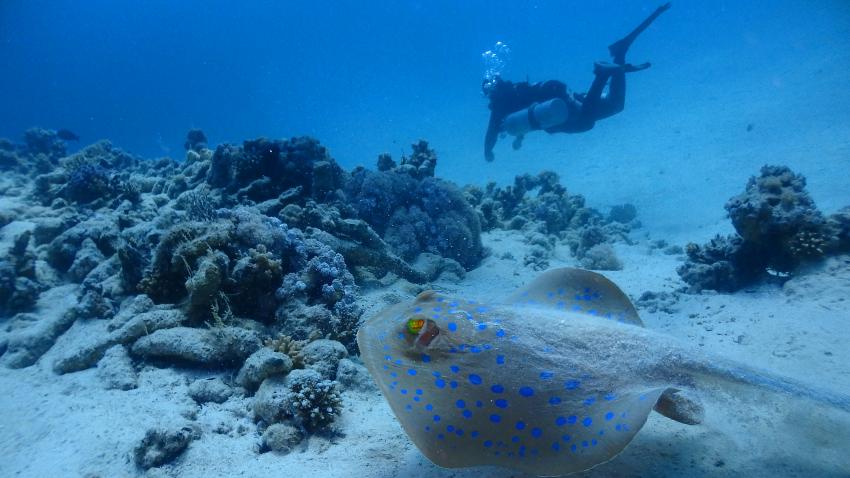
[54,308,185,374]
[2,310,76,369]
[133,425,198,469]
[67,238,106,283]
[299,339,348,380]
[96,345,137,390]
[236,348,293,391]
[261,423,304,454]
[131,326,261,367]
[336,358,376,391]
[188,377,233,404]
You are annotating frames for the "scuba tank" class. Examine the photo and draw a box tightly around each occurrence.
[502,98,569,136]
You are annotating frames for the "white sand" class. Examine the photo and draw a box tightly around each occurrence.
[1,228,849,478]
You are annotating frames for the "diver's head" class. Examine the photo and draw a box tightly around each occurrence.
[482,74,504,97]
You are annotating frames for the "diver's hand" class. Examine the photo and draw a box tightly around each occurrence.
[485,150,495,162]
[512,135,524,151]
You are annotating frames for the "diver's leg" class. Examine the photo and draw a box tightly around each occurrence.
[583,62,650,121]
[608,2,671,64]
[575,65,614,124]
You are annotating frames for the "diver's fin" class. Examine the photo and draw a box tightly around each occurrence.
[593,61,651,75]
[507,267,643,326]
[608,2,671,64]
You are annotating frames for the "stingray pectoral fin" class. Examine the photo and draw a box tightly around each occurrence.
[507,267,643,326]
[653,388,704,425]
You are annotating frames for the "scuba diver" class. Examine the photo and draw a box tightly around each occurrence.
[483,3,671,162]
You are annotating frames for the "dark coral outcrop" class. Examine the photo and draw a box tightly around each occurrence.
[679,165,849,292]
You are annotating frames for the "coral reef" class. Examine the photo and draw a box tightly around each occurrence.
[0,127,653,459]
[679,165,849,292]
[254,369,342,432]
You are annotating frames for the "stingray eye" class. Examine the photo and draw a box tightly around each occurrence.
[407,318,426,335]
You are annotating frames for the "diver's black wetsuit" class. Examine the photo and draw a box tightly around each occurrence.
[483,3,670,162]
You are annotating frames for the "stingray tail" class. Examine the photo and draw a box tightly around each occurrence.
[681,357,850,413]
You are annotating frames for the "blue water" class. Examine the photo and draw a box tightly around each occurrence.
[2,0,849,236]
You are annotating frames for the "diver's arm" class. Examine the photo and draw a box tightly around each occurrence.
[484,113,500,162]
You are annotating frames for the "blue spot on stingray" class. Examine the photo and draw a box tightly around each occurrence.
[433,415,441,422]
[567,415,577,425]
[390,372,397,378]
[471,431,479,438]
[425,426,431,432]
[531,427,542,438]
[421,354,431,363]
[540,371,554,380]
[456,429,464,437]
[483,344,492,350]
[484,440,493,448]
[582,440,588,448]
[605,412,615,421]
[470,346,482,353]
[494,399,508,408]
[394,359,402,365]
[552,442,560,451]
[511,435,520,443]
[515,421,526,430]
[432,371,441,377]
[556,416,567,426]
[571,444,577,451]
[456,399,466,409]
[425,404,433,410]
[405,404,412,410]
[432,307,442,312]
[477,323,487,331]
[413,396,421,402]
[564,380,581,390]
[435,379,446,388]
[447,322,457,332]
[496,329,506,338]
[549,396,562,405]
[582,417,593,427]
[591,439,598,446]
[562,434,571,442]
[469,374,482,385]
[415,389,423,395]
[475,400,483,407]
[446,425,455,432]
[450,381,458,389]
[491,384,504,393]
[400,389,407,395]
[496,355,505,365]
[414,307,422,313]
[519,386,534,397]
[604,393,617,401]
[408,369,417,376]
[397,333,404,340]
[462,409,473,418]
[489,414,502,423]
[450,365,460,373]
[584,397,596,406]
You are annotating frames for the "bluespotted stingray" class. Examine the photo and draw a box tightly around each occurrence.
[357,267,850,476]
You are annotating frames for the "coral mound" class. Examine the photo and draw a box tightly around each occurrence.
[679,165,850,292]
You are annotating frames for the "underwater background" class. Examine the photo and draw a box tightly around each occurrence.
[1,1,849,477]
[3,0,848,238]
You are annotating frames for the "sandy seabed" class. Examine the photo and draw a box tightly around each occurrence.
[1,224,848,478]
